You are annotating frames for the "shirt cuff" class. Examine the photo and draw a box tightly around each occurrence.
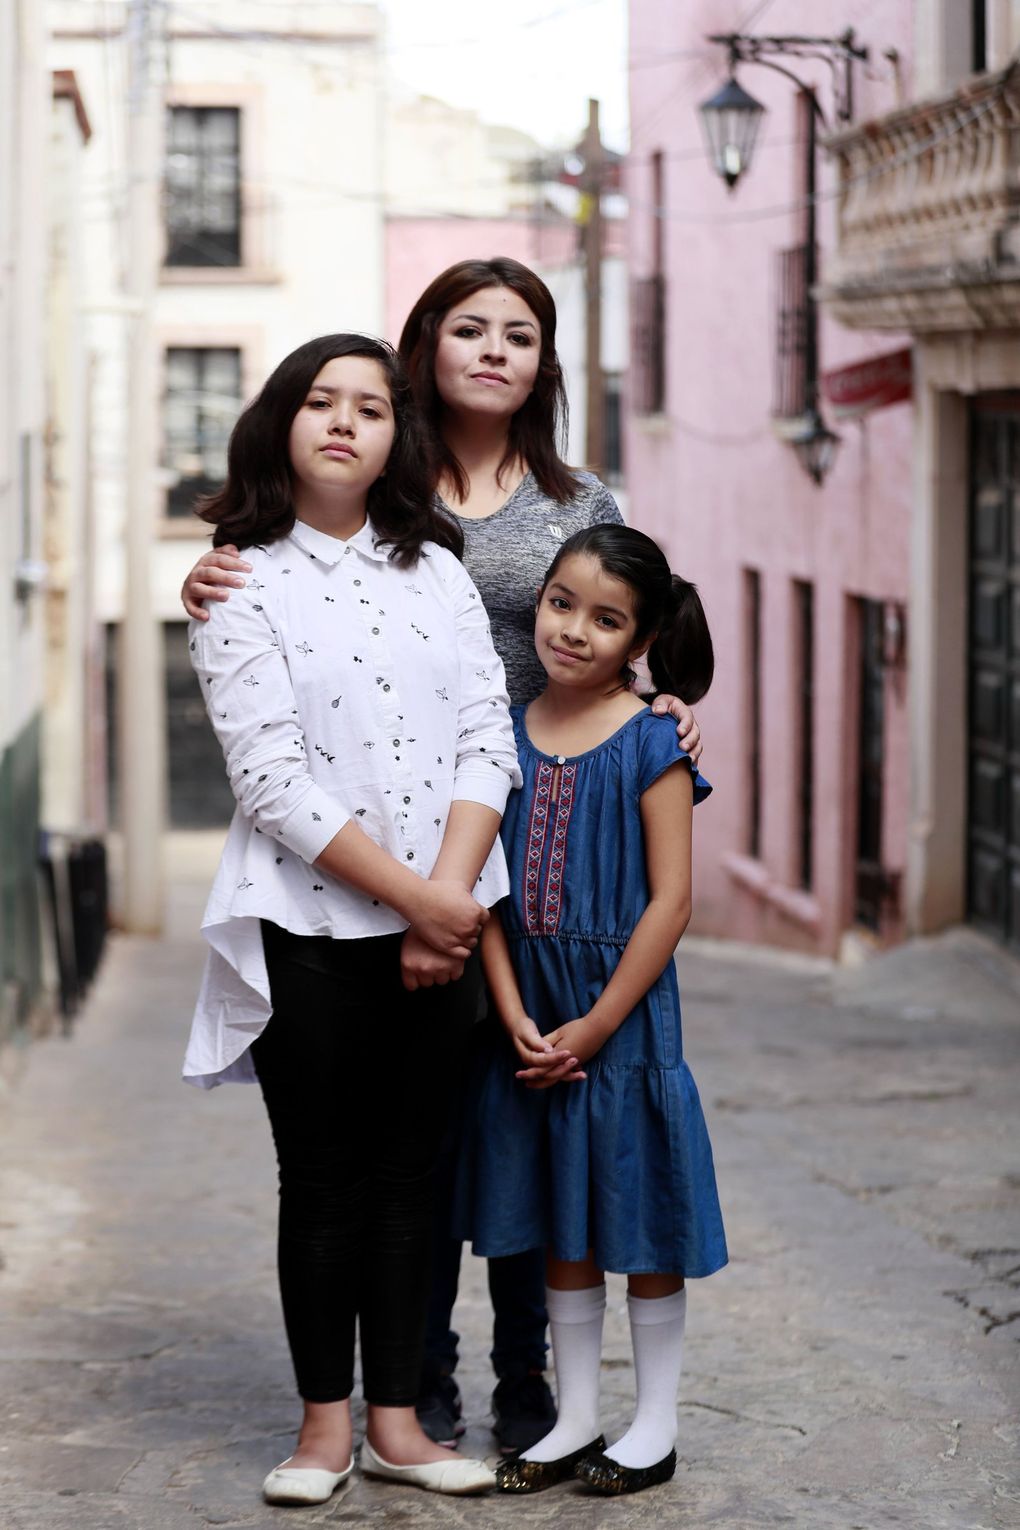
[278,787,350,863]
[451,767,514,817]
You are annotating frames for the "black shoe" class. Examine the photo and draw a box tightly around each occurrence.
[575,1446,677,1495]
[491,1371,558,1454]
[495,1435,606,1493]
[415,1374,466,1449]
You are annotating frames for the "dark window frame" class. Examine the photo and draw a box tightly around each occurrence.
[745,568,763,860]
[165,105,242,268]
[163,345,243,518]
[794,579,815,891]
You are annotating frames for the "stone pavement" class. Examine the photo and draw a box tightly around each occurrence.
[0,835,1017,1529]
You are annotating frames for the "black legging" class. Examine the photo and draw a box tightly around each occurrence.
[252,921,481,1406]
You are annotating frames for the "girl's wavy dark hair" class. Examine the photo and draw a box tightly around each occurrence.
[541,524,714,703]
[398,257,580,505]
[195,333,463,566]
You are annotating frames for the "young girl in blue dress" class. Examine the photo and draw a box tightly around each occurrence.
[457,522,727,1496]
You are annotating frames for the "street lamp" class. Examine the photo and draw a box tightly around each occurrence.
[699,30,869,485]
[791,410,841,486]
[698,75,766,190]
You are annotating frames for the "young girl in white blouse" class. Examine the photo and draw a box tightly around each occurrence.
[185,333,519,1503]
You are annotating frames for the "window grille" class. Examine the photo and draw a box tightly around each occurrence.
[165,107,241,267]
[163,347,242,517]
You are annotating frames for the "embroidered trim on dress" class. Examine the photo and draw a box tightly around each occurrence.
[523,760,553,934]
[522,760,576,936]
[540,763,577,934]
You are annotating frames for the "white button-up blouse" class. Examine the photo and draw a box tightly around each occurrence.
[184,516,521,1089]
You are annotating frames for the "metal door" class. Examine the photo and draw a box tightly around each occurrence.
[854,598,886,930]
[968,396,1020,951]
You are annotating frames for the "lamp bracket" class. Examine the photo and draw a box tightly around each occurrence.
[707,29,869,123]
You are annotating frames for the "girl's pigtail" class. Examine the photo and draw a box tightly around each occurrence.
[647,576,714,705]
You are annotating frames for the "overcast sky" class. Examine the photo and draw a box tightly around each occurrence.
[377,0,629,151]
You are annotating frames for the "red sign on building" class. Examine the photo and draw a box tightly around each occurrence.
[821,348,913,418]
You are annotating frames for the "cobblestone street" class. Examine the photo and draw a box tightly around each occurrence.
[0,837,1017,1529]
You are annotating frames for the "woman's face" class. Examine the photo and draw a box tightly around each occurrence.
[287,355,395,503]
[433,285,541,421]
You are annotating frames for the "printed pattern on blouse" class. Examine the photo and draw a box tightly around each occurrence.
[522,759,577,936]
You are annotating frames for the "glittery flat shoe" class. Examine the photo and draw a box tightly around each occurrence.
[575,1446,677,1494]
[495,1435,606,1493]
[360,1438,495,1494]
[262,1456,354,1504]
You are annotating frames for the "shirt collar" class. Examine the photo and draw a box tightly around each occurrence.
[288,515,391,567]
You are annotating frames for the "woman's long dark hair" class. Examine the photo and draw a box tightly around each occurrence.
[541,524,714,703]
[196,333,463,566]
[398,257,580,505]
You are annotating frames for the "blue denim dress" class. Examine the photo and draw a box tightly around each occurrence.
[455,706,728,1278]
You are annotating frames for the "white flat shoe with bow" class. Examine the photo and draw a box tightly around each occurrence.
[262,1455,354,1505]
[360,1438,495,1494]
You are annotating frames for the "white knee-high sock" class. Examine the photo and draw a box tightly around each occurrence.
[605,1288,686,1468]
[521,1283,606,1462]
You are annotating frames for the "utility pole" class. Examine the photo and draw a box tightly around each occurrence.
[119,0,165,933]
[581,98,604,475]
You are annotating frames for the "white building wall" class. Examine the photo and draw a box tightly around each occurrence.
[48,1,386,626]
[44,83,102,832]
[1,0,47,754]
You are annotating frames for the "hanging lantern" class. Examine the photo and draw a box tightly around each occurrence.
[698,74,767,190]
[791,410,841,485]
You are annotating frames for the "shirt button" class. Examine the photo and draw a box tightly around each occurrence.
[372,626,380,634]
[406,851,415,861]
[383,683,391,692]
[353,576,361,584]
[403,795,411,804]
[392,739,400,747]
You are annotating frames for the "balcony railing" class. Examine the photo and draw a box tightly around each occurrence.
[820,61,1020,330]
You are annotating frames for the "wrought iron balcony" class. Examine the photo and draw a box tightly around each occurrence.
[820,60,1020,331]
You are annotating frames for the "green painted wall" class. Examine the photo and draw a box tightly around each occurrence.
[0,712,42,1044]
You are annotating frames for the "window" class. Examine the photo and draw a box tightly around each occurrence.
[745,569,763,859]
[773,94,815,425]
[603,372,623,483]
[163,347,242,517]
[972,0,988,72]
[631,150,666,414]
[773,244,809,420]
[794,580,814,890]
[165,107,241,267]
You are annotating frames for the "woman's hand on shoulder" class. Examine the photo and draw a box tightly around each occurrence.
[651,694,702,766]
[400,928,464,991]
[182,544,252,620]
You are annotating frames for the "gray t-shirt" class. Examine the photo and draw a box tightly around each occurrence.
[445,470,623,706]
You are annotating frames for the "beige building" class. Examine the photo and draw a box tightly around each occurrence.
[48,1,387,836]
[1,1,100,1042]
[822,0,1020,951]
[1,0,49,1040]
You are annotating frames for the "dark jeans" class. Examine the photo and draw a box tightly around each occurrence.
[423,1018,549,1385]
[253,921,480,1407]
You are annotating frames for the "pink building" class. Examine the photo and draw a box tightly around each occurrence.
[626,0,1020,958]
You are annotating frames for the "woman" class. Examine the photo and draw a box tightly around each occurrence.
[182,259,703,1454]
[186,333,517,1502]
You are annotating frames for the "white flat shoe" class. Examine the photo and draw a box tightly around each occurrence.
[262,1456,354,1505]
[360,1438,495,1495]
